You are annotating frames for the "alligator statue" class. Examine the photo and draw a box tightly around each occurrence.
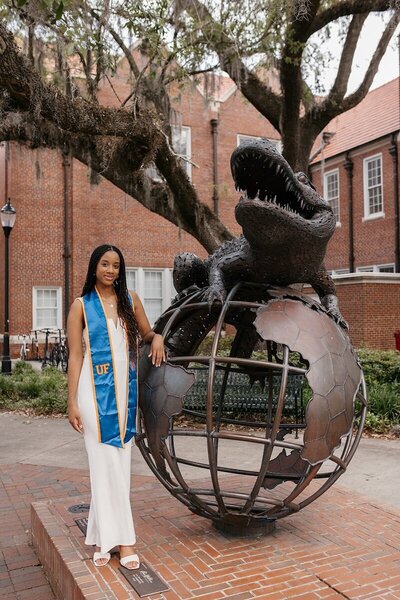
[173,139,346,328]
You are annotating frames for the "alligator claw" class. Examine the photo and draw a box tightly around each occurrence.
[202,286,226,311]
[321,294,348,331]
[329,309,349,331]
[171,284,200,304]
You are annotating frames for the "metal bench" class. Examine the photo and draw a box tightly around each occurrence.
[184,365,305,428]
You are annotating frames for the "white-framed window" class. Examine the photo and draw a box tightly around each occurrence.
[169,269,176,304]
[144,270,163,326]
[237,134,282,152]
[171,125,192,180]
[125,268,176,325]
[126,269,137,292]
[363,154,384,219]
[377,264,395,273]
[33,287,62,329]
[330,268,350,276]
[323,169,340,223]
[356,264,395,273]
[356,266,374,273]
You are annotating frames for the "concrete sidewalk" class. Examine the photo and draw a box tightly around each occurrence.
[1,411,399,508]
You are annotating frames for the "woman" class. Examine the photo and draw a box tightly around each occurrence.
[67,244,165,569]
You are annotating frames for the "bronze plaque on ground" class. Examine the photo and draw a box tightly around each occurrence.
[74,519,168,595]
[75,517,88,535]
[119,561,169,597]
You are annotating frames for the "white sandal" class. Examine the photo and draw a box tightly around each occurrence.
[93,551,111,567]
[120,553,140,570]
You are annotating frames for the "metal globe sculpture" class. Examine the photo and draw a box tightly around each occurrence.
[136,283,367,535]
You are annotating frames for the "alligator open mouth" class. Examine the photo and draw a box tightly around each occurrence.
[231,145,322,221]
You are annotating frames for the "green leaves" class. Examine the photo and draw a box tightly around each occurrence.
[0,361,67,415]
[54,1,64,21]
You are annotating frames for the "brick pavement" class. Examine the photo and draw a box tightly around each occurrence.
[1,462,400,599]
[0,463,90,600]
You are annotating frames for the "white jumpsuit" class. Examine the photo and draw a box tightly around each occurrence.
[77,317,136,554]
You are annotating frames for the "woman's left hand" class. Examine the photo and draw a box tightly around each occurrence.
[148,333,166,367]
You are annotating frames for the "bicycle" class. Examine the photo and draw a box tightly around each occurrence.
[30,330,41,361]
[40,328,56,370]
[50,329,68,373]
[18,334,30,361]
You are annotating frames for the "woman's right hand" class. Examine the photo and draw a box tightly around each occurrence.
[68,404,84,434]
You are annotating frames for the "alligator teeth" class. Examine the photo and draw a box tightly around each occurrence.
[234,154,318,220]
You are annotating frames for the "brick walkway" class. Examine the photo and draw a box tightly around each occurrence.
[1,462,400,599]
[0,463,90,599]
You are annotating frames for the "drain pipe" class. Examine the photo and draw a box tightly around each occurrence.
[4,142,9,199]
[344,153,355,273]
[62,150,72,328]
[389,132,399,272]
[210,119,219,216]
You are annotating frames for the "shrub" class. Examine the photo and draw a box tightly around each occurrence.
[0,362,67,415]
[360,412,390,434]
[356,348,400,386]
[367,382,400,422]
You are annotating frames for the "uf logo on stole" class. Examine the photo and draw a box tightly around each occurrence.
[96,363,110,375]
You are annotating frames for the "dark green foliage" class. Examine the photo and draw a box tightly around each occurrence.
[197,334,232,356]
[0,361,67,415]
[367,382,400,422]
[356,349,400,386]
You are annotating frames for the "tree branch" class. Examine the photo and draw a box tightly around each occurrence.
[88,7,141,80]
[75,47,99,102]
[341,9,400,111]
[88,7,173,131]
[302,9,400,138]
[0,105,232,251]
[176,0,282,132]
[0,23,233,252]
[0,22,156,141]
[154,136,233,250]
[310,0,393,36]
[279,0,321,167]
[328,13,368,100]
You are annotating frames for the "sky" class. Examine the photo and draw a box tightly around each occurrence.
[322,13,400,93]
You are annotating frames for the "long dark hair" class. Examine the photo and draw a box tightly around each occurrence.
[81,244,140,349]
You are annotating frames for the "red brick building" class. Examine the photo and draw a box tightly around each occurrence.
[309,78,400,348]
[0,65,399,351]
[311,77,400,276]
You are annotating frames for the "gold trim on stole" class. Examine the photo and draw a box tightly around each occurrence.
[123,293,136,441]
[79,298,101,443]
[95,286,125,448]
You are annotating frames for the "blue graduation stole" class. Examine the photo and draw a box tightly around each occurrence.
[81,287,137,448]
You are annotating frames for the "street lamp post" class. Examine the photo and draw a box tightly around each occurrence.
[1,198,16,375]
